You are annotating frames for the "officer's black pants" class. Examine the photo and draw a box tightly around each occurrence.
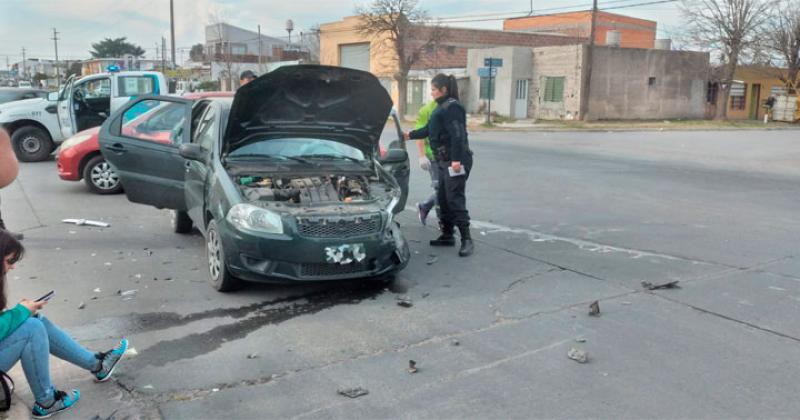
[435,160,472,233]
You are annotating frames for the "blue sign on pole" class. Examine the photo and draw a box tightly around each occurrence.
[478,67,498,78]
[484,58,503,67]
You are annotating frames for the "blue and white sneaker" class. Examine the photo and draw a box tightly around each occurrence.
[94,338,129,382]
[31,389,79,419]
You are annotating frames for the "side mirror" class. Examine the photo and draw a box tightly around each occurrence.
[47,92,58,101]
[380,148,408,164]
[179,143,208,163]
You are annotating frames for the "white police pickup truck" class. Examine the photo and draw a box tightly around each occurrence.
[0,69,167,161]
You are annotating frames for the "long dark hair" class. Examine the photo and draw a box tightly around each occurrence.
[0,231,24,310]
[432,74,459,101]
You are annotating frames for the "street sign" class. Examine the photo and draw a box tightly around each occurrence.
[484,58,503,67]
[478,67,498,78]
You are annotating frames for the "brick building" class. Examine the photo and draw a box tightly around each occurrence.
[504,11,657,49]
[319,15,584,114]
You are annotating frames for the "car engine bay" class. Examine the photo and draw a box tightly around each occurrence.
[237,175,373,204]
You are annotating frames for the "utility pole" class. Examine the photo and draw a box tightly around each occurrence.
[580,0,598,121]
[170,0,176,68]
[161,37,167,72]
[21,47,26,80]
[258,24,263,74]
[52,28,61,88]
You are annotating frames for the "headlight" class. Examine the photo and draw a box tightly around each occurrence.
[226,204,283,234]
[60,131,94,150]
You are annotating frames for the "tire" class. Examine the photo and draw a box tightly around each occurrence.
[206,219,242,292]
[11,126,54,162]
[82,155,123,194]
[171,210,193,234]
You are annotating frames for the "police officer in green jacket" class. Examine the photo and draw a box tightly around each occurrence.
[414,100,440,227]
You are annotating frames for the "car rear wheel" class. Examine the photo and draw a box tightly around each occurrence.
[83,155,123,194]
[171,210,193,234]
[206,219,242,292]
[11,126,54,162]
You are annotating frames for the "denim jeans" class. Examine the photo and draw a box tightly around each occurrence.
[420,164,440,216]
[0,314,98,404]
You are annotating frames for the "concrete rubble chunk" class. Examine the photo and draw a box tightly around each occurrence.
[337,387,369,398]
[408,360,418,374]
[567,348,589,363]
[641,280,680,290]
[589,300,601,316]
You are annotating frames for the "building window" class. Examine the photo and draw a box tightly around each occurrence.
[447,46,456,55]
[648,77,656,87]
[480,77,496,100]
[707,82,718,104]
[770,85,788,96]
[729,82,746,110]
[543,76,565,103]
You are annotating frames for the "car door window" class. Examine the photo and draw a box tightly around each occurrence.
[79,79,111,100]
[118,76,157,96]
[118,99,187,145]
[379,113,406,157]
[194,108,218,151]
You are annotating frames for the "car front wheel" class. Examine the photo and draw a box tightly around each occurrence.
[206,219,242,292]
[83,155,123,194]
[11,126,54,162]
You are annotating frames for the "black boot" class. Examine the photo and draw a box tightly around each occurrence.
[458,226,474,257]
[430,226,456,247]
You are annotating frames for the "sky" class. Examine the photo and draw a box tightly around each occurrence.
[0,0,684,68]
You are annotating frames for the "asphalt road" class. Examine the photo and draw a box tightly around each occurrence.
[3,128,800,419]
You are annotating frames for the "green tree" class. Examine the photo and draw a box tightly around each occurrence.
[89,37,146,58]
[189,43,206,62]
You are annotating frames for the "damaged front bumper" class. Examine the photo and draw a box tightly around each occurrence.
[219,216,410,283]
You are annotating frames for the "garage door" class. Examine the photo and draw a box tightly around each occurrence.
[340,43,370,72]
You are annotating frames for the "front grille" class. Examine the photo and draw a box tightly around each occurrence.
[297,214,382,238]
[300,262,370,277]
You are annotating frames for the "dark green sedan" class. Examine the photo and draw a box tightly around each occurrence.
[99,65,411,291]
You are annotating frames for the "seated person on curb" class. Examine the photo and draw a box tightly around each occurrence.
[0,230,129,418]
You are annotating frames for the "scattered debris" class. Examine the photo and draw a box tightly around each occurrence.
[62,219,110,228]
[93,288,101,293]
[212,388,219,392]
[575,338,587,343]
[338,387,369,399]
[134,274,142,279]
[451,339,460,346]
[641,280,680,290]
[480,231,487,236]
[426,255,438,265]
[588,300,600,317]
[104,262,112,267]
[567,348,589,364]
[125,347,138,356]
[620,301,632,305]
[77,302,86,310]
[247,353,259,359]
[89,409,118,420]
[408,360,418,374]
[396,296,413,308]
[118,289,138,296]
[142,385,154,390]
[90,296,98,300]
[421,292,430,298]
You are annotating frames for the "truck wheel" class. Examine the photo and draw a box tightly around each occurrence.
[83,155,123,195]
[171,210,193,234]
[206,219,242,292]
[11,126,54,162]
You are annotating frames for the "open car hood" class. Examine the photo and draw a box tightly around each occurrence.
[224,65,393,157]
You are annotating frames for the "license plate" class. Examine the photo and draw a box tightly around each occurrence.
[324,243,366,265]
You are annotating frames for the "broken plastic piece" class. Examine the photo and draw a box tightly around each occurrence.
[408,360,418,374]
[641,280,680,290]
[337,387,369,398]
[247,353,259,359]
[589,300,600,316]
[77,302,86,310]
[567,348,589,363]
[396,296,413,308]
[62,219,110,228]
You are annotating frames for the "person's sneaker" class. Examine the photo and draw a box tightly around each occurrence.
[94,338,129,382]
[416,203,429,226]
[31,389,79,419]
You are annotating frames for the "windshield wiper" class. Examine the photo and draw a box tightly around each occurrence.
[299,154,366,165]
[227,154,318,166]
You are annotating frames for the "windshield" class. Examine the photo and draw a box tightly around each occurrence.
[229,138,366,161]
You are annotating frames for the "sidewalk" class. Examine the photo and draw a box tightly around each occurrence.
[467,116,800,132]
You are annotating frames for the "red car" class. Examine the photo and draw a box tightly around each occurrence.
[57,92,234,194]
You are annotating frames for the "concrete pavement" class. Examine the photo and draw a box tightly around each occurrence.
[1,129,799,419]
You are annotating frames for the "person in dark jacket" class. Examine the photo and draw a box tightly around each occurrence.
[405,74,474,257]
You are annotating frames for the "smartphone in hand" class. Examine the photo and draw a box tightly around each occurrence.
[35,290,55,302]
